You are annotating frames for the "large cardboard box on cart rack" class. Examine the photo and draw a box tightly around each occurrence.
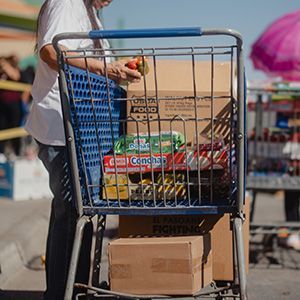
[108,235,212,295]
[126,59,236,144]
[119,197,249,282]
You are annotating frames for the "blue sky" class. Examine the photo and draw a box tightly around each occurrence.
[102,0,300,82]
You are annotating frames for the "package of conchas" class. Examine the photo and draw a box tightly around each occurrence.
[113,131,185,155]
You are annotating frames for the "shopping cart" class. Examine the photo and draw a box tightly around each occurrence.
[247,84,300,238]
[53,27,247,300]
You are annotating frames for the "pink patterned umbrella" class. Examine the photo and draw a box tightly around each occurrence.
[250,9,300,81]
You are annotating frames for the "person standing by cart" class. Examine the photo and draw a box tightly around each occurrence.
[283,191,300,250]
[25,0,141,299]
[0,55,23,156]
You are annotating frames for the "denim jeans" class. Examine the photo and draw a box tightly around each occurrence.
[37,142,92,300]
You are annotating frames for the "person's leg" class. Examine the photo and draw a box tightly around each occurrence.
[11,100,22,155]
[0,101,9,153]
[284,191,300,222]
[6,101,22,155]
[283,191,300,250]
[37,142,92,300]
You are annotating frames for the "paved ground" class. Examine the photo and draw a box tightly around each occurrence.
[0,192,300,299]
[0,199,50,300]
[247,191,300,300]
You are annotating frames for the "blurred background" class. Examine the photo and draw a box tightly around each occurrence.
[1,1,300,299]
[1,0,300,80]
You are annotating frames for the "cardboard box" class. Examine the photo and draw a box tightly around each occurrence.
[0,158,52,201]
[126,60,235,145]
[212,201,250,281]
[119,198,249,281]
[108,235,212,295]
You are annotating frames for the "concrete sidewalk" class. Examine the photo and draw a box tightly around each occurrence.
[1,193,300,299]
[0,198,51,287]
[0,197,118,299]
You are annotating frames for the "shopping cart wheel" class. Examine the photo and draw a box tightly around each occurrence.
[99,281,109,290]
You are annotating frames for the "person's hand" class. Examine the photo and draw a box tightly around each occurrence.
[0,58,9,78]
[103,60,142,84]
[0,58,5,78]
[0,58,20,81]
[93,0,113,10]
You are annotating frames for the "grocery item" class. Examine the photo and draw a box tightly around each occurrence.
[156,172,186,200]
[102,172,187,201]
[192,134,225,151]
[104,147,229,174]
[129,176,156,201]
[113,131,185,155]
[125,56,149,75]
[189,170,231,204]
[102,173,155,201]
[102,174,130,200]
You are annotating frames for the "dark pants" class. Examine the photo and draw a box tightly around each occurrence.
[284,191,300,222]
[0,100,22,155]
[37,142,93,300]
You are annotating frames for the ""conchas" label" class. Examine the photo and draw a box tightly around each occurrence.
[130,155,167,166]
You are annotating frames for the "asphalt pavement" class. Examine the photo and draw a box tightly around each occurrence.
[0,192,300,300]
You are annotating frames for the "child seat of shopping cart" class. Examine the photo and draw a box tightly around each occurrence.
[53,27,247,300]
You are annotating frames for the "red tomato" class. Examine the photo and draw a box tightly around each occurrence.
[126,56,150,75]
[125,60,138,70]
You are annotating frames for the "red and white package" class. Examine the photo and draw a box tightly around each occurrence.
[103,148,229,174]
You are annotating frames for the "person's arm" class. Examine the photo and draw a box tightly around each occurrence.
[0,58,21,81]
[40,44,141,84]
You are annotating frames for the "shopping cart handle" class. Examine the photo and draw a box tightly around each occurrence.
[53,28,243,54]
[89,27,203,39]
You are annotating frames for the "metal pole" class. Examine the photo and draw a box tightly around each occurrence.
[233,217,248,300]
[64,216,90,300]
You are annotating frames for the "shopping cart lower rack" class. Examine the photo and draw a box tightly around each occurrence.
[53,27,247,300]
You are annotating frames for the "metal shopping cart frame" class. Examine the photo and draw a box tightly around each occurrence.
[53,27,247,300]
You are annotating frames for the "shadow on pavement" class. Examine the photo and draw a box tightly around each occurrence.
[0,290,43,300]
[250,236,300,270]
